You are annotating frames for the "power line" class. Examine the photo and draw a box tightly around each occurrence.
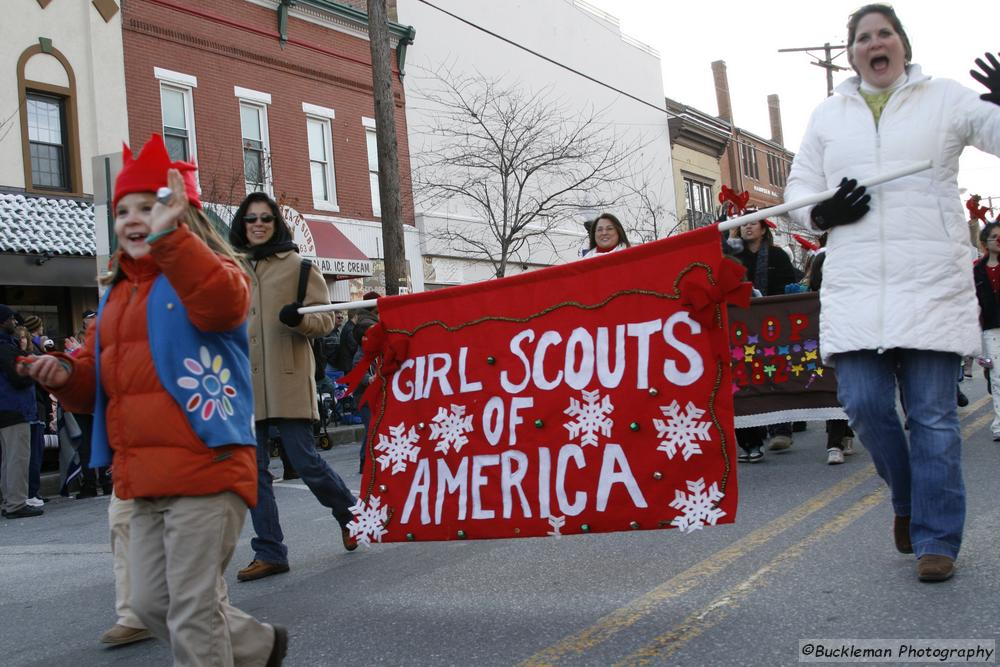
[414,0,669,116]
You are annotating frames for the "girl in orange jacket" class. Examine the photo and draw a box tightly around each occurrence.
[19,134,287,665]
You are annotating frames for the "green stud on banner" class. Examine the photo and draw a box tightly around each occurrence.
[629,422,640,432]
[534,419,544,428]
[486,356,496,365]
[580,524,590,533]
[630,521,640,529]
[406,533,415,541]
[457,530,467,539]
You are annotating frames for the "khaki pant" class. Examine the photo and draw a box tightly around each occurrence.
[0,422,30,513]
[108,491,145,629]
[130,492,274,667]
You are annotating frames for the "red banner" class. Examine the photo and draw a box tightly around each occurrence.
[345,225,749,545]
[728,293,846,427]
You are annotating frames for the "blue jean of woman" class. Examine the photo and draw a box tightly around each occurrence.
[249,418,356,565]
[834,349,965,559]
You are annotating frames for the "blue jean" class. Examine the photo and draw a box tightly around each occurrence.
[835,349,965,559]
[249,419,356,564]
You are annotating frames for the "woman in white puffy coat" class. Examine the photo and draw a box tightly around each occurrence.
[784,3,1000,583]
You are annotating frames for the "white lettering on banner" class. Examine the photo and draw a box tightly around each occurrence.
[390,316,705,404]
[399,443,645,526]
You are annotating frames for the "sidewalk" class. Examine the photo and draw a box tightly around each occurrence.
[39,423,365,498]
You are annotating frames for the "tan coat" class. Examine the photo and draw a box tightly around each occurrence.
[246,250,334,421]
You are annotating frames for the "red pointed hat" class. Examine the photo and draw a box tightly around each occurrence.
[113,133,201,210]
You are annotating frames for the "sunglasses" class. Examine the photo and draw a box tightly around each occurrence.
[243,213,276,223]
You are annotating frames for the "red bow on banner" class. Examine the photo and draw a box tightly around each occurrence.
[680,258,753,330]
[967,195,990,223]
[792,233,820,252]
[342,321,410,407]
[718,186,750,217]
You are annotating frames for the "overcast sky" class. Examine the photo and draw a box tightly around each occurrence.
[586,0,1000,205]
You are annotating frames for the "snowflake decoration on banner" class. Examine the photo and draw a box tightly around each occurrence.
[375,423,421,474]
[669,478,726,533]
[564,389,614,447]
[429,404,474,454]
[652,400,712,461]
[547,515,566,538]
[347,495,389,547]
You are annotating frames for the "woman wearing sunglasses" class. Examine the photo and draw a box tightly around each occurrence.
[228,193,358,583]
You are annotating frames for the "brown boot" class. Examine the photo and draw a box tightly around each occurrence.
[917,555,955,582]
[893,515,913,554]
[237,559,290,582]
[341,526,358,552]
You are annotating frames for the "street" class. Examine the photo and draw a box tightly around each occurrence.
[2,375,999,667]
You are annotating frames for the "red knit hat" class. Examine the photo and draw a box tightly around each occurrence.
[113,134,201,210]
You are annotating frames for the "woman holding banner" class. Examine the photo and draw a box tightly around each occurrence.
[784,3,1000,581]
[729,217,798,462]
[581,213,631,258]
[228,192,358,584]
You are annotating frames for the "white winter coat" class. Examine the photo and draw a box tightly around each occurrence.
[785,65,1000,362]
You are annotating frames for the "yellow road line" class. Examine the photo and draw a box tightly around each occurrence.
[518,468,875,667]
[521,404,992,667]
[614,488,888,666]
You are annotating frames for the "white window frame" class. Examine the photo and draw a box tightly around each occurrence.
[236,87,272,195]
[154,68,198,181]
[303,103,338,212]
[363,116,380,218]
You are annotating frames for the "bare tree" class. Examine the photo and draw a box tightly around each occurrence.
[412,68,648,277]
[617,160,683,243]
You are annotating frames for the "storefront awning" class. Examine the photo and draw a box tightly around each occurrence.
[299,219,373,278]
[0,192,95,256]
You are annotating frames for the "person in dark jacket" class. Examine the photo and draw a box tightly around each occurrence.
[974,221,1000,439]
[334,312,358,373]
[352,293,380,473]
[0,305,42,518]
[730,218,799,461]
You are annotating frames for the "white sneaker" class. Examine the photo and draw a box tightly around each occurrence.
[826,448,845,465]
[25,497,44,507]
[768,434,793,451]
[841,437,855,456]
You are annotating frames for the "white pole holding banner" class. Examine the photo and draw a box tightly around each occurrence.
[300,299,377,314]
[717,160,932,232]
[300,161,933,315]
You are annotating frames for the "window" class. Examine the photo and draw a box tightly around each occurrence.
[303,103,338,211]
[26,92,69,190]
[683,177,715,229]
[363,117,380,217]
[240,102,269,194]
[18,44,81,194]
[155,68,198,164]
[739,142,760,181]
[235,87,272,194]
[766,153,788,187]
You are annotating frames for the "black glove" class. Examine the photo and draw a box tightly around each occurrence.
[971,52,1000,105]
[278,302,304,327]
[810,178,871,231]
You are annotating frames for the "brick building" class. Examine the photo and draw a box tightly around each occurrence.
[120,0,421,299]
[664,96,731,232]
[711,60,805,261]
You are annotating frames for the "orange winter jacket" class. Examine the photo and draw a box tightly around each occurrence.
[54,226,258,506]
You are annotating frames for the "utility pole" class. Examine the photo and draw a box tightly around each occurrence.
[778,43,848,97]
[367,0,406,295]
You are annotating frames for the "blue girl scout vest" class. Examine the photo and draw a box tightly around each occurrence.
[89,274,255,468]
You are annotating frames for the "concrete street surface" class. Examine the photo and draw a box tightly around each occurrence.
[2,375,998,666]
